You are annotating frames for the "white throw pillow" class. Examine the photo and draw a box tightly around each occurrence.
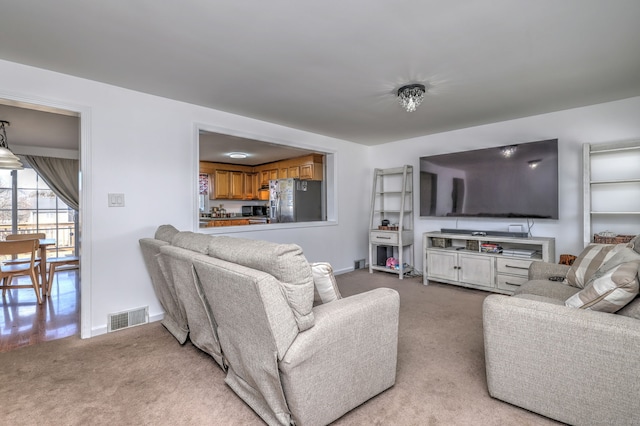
[565,261,640,312]
[311,262,342,304]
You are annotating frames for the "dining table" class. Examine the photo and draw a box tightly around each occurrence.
[38,238,56,292]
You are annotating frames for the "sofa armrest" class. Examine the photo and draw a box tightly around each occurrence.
[279,287,399,426]
[527,261,570,280]
[483,294,640,426]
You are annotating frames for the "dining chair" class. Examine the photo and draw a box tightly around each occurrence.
[45,255,79,296]
[5,233,47,241]
[0,239,42,304]
[5,233,46,264]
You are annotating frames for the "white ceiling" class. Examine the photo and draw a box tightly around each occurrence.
[1,1,640,149]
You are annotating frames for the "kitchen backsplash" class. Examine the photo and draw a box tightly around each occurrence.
[201,198,268,215]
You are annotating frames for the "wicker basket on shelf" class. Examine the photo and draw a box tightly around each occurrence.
[432,237,451,248]
[593,234,635,244]
[466,240,479,251]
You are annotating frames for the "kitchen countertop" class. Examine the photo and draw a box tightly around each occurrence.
[200,215,268,221]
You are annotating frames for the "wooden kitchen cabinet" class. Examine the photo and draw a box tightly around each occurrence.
[258,188,269,200]
[279,167,288,179]
[299,164,314,180]
[260,171,269,186]
[213,170,230,199]
[288,165,300,178]
[260,169,278,185]
[244,172,258,199]
[230,171,244,199]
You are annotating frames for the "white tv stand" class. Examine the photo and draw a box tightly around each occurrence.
[423,231,555,294]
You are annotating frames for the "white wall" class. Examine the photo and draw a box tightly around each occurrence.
[0,59,371,337]
[371,96,640,272]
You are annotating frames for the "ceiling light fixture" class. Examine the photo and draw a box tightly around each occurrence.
[0,120,24,170]
[397,84,426,112]
[500,145,518,158]
[228,152,248,159]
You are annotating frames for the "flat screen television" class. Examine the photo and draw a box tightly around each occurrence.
[419,139,558,219]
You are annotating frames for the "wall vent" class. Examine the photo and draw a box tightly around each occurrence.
[108,306,149,332]
[354,259,366,269]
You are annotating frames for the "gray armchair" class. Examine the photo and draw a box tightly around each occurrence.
[192,243,399,426]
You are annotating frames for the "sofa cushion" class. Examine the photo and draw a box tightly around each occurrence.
[171,231,213,254]
[617,295,640,319]
[565,261,640,312]
[565,243,626,288]
[512,293,566,306]
[311,262,342,305]
[155,224,179,243]
[207,236,315,331]
[513,279,580,302]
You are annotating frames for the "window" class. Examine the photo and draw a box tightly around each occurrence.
[0,168,76,258]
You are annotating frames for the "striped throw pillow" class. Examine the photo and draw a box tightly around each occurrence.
[565,244,627,288]
[565,261,640,312]
[311,262,342,304]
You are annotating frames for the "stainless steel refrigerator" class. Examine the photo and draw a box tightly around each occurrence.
[269,178,323,223]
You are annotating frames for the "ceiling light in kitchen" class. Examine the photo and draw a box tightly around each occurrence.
[229,152,248,159]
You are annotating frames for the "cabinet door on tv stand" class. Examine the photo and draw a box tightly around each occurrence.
[458,254,494,287]
[426,250,458,281]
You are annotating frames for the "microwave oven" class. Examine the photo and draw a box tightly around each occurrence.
[242,205,268,217]
[252,205,267,216]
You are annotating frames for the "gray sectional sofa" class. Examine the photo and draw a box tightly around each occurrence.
[483,239,640,426]
[140,225,400,426]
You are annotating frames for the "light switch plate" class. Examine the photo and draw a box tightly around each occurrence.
[108,193,125,207]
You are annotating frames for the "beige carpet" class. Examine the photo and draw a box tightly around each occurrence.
[0,270,561,425]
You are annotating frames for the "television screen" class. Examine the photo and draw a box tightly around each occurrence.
[419,139,558,219]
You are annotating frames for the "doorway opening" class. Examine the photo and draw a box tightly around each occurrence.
[0,99,82,351]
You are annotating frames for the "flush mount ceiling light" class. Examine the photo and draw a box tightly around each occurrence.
[528,159,542,169]
[0,120,23,170]
[228,152,248,159]
[500,145,518,158]
[397,84,426,112]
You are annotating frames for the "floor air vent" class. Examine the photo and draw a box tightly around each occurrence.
[108,306,149,332]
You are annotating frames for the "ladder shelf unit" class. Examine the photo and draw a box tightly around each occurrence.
[368,165,414,279]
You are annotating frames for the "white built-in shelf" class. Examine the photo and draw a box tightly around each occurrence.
[590,179,640,185]
[591,211,640,215]
[374,209,413,213]
[583,139,640,246]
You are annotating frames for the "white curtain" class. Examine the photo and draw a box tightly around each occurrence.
[23,155,79,211]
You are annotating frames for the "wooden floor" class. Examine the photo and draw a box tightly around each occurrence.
[0,269,79,352]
